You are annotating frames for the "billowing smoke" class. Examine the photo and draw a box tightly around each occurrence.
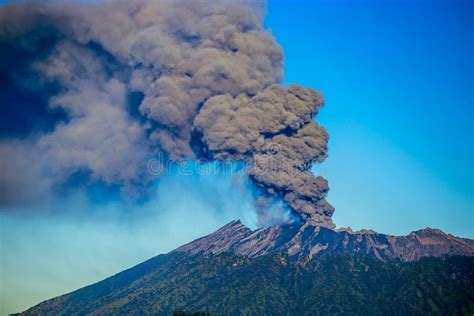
[0,0,333,227]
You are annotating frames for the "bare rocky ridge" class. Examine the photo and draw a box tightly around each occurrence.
[175,220,474,262]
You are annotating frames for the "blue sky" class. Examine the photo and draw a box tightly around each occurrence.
[266,0,473,237]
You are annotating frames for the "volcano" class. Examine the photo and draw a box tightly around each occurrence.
[21,221,474,315]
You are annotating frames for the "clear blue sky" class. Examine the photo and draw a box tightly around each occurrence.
[266,0,473,237]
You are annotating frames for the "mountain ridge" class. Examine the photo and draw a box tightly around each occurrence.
[174,220,474,262]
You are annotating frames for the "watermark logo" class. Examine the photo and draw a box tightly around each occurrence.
[146,143,307,178]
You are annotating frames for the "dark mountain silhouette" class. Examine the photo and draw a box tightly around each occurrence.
[20,221,474,315]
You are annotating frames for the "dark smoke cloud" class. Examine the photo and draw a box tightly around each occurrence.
[0,0,333,227]
[194,85,333,227]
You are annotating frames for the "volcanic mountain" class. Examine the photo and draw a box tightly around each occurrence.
[175,220,474,262]
[21,221,474,315]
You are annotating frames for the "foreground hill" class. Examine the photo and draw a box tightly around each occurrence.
[21,221,474,315]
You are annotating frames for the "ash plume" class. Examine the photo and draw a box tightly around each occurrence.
[0,0,333,227]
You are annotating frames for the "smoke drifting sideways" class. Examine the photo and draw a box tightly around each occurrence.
[0,163,259,315]
[0,0,333,227]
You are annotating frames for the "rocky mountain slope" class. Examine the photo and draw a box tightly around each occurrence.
[175,220,474,262]
[20,221,474,315]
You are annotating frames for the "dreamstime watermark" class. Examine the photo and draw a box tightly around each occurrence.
[146,143,309,177]
[147,154,247,177]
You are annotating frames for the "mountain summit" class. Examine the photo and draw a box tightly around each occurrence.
[21,221,474,315]
[175,220,474,262]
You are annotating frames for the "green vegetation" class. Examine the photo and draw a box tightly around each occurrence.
[24,254,474,315]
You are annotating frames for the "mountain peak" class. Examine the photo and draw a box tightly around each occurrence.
[412,227,447,236]
[175,220,474,262]
[223,219,244,228]
[173,219,252,256]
